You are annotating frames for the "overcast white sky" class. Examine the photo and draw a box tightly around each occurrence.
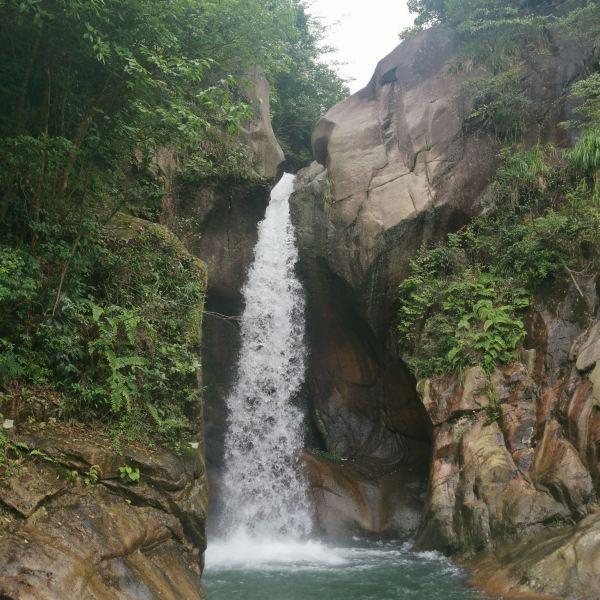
[308,1,414,93]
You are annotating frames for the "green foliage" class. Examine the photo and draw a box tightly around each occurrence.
[0,431,9,470]
[0,0,347,451]
[561,73,600,203]
[84,464,101,485]
[269,6,348,170]
[28,448,55,463]
[314,409,327,435]
[463,69,533,140]
[0,217,205,448]
[398,260,529,377]
[409,0,557,30]
[407,0,448,28]
[0,246,39,306]
[405,1,599,146]
[485,381,502,423]
[398,143,600,379]
[399,25,424,41]
[448,297,529,375]
[493,144,558,209]
[557,2,600,58]
[118,464,140,483]
[568,129,600,204]
[564,73,600,129]
[407,0,599,74]
[310,448,345,462]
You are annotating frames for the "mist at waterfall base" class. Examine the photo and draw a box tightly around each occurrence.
[204,174,484,599]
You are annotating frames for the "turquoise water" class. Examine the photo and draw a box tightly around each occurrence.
[203,537,486,600]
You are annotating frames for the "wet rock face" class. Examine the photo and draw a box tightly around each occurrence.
[170,180,271,315]
[297,252,431,462]
[304,451,428,539]
[470,510,600,600]
[0,425,207,599]
[310,29,492,320]
[416,273,600,599]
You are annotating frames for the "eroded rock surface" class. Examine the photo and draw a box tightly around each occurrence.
[416,275,600,597]
[470,510,600,600]
[304,450,428,539]
[0,424,206,599]
[239,66,285,181]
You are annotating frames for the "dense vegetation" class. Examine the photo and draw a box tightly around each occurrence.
[397,0,600,379]
[0,0,346,460]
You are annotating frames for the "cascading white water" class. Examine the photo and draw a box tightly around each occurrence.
[220,173,311,538]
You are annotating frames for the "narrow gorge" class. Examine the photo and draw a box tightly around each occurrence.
[0,1,599,599]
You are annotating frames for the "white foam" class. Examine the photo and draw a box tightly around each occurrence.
[206,529,348,570]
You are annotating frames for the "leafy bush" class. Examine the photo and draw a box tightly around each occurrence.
[568,129,600,205]
[0,217,205,449]
[447,297,528,375]
[119,464,141,483]
[398,142,600,379]
[564,73,600,129]
[84,465,101,485]
[398,259,529,378]
[463,69,533,141]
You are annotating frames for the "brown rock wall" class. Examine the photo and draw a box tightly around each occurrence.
[0,424,206,599]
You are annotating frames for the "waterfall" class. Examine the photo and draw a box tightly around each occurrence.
[220,173,310,538]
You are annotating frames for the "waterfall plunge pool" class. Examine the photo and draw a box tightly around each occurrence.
[204,535,485,600]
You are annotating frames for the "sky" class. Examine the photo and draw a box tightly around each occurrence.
[308,1,415,93]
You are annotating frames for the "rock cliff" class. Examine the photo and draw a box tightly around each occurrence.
[0,425,207,600]
[291,24,600,597]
